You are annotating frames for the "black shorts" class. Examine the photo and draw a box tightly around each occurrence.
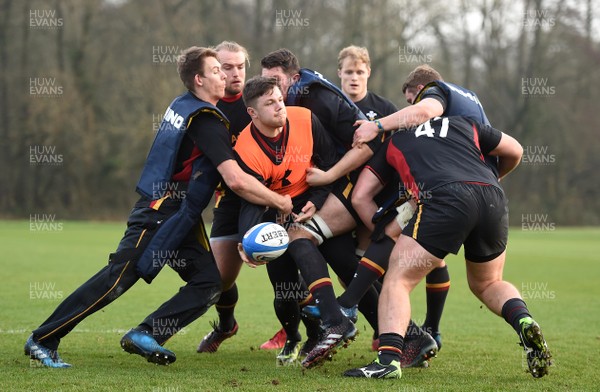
[403,182,508,262]
[331,172,362,224]
[210,188,241,239]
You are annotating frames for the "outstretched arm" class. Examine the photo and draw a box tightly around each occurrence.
[352,98,444,146]
[306,143,373,186]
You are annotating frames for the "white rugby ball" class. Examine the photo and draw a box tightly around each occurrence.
[242,222,289,262]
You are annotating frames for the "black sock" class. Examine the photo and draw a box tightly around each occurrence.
[216,284,238,332]
[338,235,395,308]
[288,239,342,327]
[372,278,383,293]
[501,298,532,333]
[377,332,404,365]
[300,312,322,340]
[320,233,379,333]
[423,265,450,335]
[356,285,379,335]
[274,298,301,342]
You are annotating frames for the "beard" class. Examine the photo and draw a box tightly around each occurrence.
[225,84,242,96]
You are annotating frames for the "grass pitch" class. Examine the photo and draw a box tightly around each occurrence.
[1,221,599,391]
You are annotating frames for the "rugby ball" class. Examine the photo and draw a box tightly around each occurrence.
[242,222,289,262]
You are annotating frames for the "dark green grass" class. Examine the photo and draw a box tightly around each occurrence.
[1,221,599,391]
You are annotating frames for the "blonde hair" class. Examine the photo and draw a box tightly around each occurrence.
[337,45,371,69]
[214,41,250,65]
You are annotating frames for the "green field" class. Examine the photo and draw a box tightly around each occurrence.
[2,221,599,391]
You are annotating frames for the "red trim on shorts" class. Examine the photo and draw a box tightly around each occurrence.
[365,165,386,186]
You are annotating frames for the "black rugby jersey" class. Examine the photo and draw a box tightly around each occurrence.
[367,116,502,202]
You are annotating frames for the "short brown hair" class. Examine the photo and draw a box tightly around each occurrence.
[177,46,218,91]
[243,76,279,108]
[260,48,300,76]
[215,41,250,65]
[338,45,371,69]
[402,64,443,93]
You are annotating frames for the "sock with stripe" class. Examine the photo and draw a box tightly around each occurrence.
[377,332,404,365]
[216,284,238,332]
[501,298,532,333]
[337,235,395,308]
[287,238,342,327]
[422,265,450,334]
[320,233,379,332]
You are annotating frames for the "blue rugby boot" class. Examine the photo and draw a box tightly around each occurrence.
[120,329,176,365]
[24,335,72,368]
[301,304,358,323]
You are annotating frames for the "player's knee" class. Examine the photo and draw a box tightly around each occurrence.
[292,214,333,245]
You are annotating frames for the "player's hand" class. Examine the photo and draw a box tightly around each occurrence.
[293,202,316,223]
[352,120,378,147]
[237,243,267,268]
[278,194,293,216]
[306,167,332,187]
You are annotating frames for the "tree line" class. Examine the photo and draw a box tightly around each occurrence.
[1,0,598,225]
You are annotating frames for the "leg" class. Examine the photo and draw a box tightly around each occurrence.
[465,252,519,314]
[26,206,162,367]
[464,184,550,378]
[286,230,357,368]
[378,235,441,338]
[123,224,221,364]
[314,194,356,237]
[197,190,245,352]
[322,233,379,335]
[466,252,552,378]
[265,253,303,365]
[344,234,441,379]
[210,238,243,332]
[422,260,450,348]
